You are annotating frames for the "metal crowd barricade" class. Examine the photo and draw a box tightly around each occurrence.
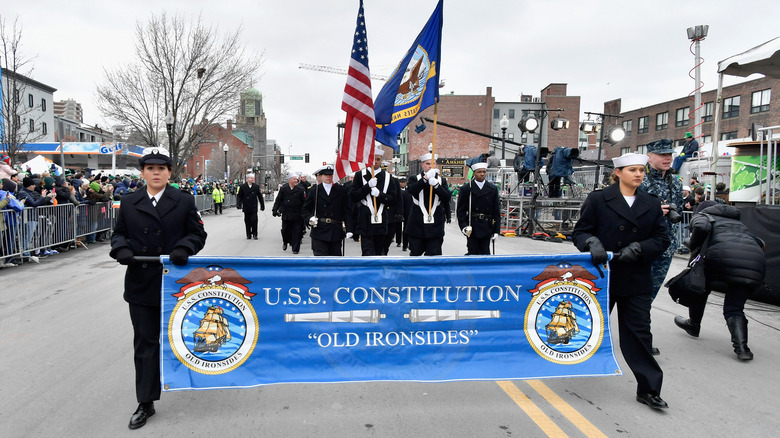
[74,201,115,246]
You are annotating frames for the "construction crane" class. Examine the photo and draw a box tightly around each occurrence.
[299,63,388,81]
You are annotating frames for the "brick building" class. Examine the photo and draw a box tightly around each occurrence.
[184,121,254,183]
[602,76,780,160]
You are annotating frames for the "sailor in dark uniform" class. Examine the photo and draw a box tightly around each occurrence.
[572,152,670,410]
[406,152,451,256]
[382,161,404,255]
[110,149,207,429]
[398,177,413,251]
[349,147,397,256]
[457,162,501,255]
[303,165,353,256]
[272,173,305,253]
[236,173,265,240]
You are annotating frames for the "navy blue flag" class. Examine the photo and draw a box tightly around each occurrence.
[374,0,443,149]
[160,254,620,391]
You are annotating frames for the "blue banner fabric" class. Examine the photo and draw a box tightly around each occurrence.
[373,0,443,149]
[160,254,621,391]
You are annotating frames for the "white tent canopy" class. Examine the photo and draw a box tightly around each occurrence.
[717,36,780,78]
[20,155,63,175]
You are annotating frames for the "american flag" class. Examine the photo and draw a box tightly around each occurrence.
[336,0,375,181]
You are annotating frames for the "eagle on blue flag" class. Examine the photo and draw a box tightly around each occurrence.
[374,0,443,149]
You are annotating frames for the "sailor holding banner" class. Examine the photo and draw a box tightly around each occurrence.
[349,147,397,256]
[303,165,353,256]
[406,152,451,256]
[457,162,501,255]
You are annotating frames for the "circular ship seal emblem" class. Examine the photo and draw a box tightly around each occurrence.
[524,263,604,365]
[168,265,258,374]
[394,45,432,105]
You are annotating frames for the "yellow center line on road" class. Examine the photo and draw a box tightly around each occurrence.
[526,380,607,438]
[496,381,568,438]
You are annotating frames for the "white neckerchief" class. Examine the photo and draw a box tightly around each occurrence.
[412,172,440,216]
[361,168,390,217]
[623,194,636,207]
[475,180,486,190]
[323,182,333,196]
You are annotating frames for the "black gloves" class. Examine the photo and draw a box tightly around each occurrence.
[272,210,280,217]
[170,247,190,266]
[115,248,135,265]
[615,242,642,264]
[585,237,608,266]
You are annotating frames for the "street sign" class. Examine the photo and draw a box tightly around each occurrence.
[290,155,304,160]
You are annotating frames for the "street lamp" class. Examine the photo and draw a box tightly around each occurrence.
[222,142,229,181]
[585,111,624,187]
[499,114,510,160]
[164,113,174,151]
[687,25,708,140]
[391,156,401,173]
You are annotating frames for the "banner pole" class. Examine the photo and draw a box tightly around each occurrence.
[428,101,439,219]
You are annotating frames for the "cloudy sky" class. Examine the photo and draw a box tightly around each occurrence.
[5,0,780,172]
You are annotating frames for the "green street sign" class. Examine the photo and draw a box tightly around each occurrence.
[290,155,304,160]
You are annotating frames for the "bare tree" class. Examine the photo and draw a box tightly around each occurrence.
[96,12,262,177]
[0,16,46,165]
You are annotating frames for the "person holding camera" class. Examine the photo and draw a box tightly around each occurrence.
[573,153,671,410]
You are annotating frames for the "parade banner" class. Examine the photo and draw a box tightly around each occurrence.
[160,254,621,391]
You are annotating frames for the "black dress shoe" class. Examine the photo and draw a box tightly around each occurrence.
[128,402,155,429]
[651,347,660,356]
[246,236,251,240]
[253,236,258,240]
[674,316,700,337]
[283,243,288,251]
[636,393,668,409]
[293,250,299,254]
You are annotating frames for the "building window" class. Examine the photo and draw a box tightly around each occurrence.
[702,135,712,144]
[42,122,48,135]
[29,119,35,132]
[620,147,631,155]
[533,133,540,144]
[493,109,500,119]
[521,133,528,143]
[676,139,686,147]
[721,131,738,141]
[15,115,20,128]
[675,107,690,127]
[751,89,770,113]
[638,116,649,134]
[507,133,514,141]
[14,88,19,103]
[703,102,714,122]
[722,96,740,119]
[622,119,633,134]
[508,109,515,119]
[28,94,34,108]
[655,112,668,131]
[41,98,47,112]
[636,144,648,154]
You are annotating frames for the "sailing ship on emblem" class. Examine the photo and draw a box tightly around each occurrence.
[193,306,231,353]
[545,301,580,344]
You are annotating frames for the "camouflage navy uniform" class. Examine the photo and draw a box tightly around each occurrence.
[639,144,683,300]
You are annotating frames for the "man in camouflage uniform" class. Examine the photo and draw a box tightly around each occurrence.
[639,139,683,355]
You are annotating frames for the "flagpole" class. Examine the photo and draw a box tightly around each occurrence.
[428,101,439,218]
[370,156,378,222]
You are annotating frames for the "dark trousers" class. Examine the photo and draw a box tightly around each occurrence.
[214,202,223,214]
[408,236,444,256]
[360,234,386,256]
[281,219,303,251]
[129,304,162,403]
[312,238,342,256]
[244,210,258,238]
[394,222,403,245]
[610,293,663,395]
[383,223,401,255]
[688,284,754,322]
[466,237,491,255]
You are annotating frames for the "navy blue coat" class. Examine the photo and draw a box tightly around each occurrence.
[573,183,670,296]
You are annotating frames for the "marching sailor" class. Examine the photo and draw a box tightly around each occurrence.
[457,162,501,255]
[349,147,397,256]
[406,152,451,256]
[303,165,353,256]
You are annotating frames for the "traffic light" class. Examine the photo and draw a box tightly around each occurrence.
[280,154,284,163]
[305,153,310,163]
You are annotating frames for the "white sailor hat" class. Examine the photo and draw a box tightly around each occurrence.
[612,153,649,168]
[246,173,255,179]
[286,173,298,180]
[471,162,488,171]
[312,166,325,176]
[374,147,385,157]
[420,153,439,162]
[319,165,334,175]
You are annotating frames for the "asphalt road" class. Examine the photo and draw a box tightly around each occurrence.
[2,205,779,437]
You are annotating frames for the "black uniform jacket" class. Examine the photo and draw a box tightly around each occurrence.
[349,168,397,236]
[303,183,353,242]
[110,187,207,306]
[272,184,305,221]
[406,173,451,238]
[572,183,670,296]
[237,183,265,212]
[457,180,501,238]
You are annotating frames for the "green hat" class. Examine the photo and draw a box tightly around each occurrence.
[89,182,101,192]
[685,132,693,138]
